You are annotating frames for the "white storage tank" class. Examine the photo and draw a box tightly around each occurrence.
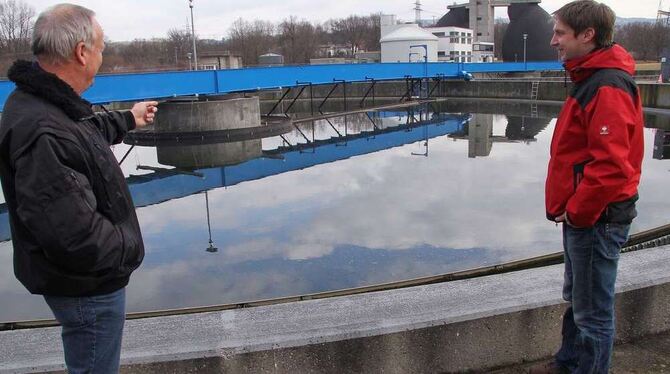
[258,53,284,66]
[380,25,439,63]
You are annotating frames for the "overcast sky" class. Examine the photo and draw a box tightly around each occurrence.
[25,0,662,42]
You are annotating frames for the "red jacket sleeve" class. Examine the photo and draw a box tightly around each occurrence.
[565,86,639,227]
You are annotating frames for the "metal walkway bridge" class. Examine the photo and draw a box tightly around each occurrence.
[0,61,562,110]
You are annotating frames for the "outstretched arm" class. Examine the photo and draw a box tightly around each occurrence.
[93,101,159,145]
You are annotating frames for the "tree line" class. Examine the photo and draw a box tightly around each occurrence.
[0,0,668,77]
[0,0,381,75]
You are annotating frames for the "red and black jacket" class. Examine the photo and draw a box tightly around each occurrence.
[545,44,644,228]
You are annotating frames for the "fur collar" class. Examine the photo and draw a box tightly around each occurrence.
[7,60,93,121]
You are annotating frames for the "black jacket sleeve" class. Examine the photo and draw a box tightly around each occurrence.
[13,133,124,273]
[90,110,136,145]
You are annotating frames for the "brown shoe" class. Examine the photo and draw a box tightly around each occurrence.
[527,360,570,374]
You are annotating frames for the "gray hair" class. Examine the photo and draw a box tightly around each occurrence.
[31,3,96,65]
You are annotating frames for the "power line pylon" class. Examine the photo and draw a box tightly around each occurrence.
[658,0,670,25]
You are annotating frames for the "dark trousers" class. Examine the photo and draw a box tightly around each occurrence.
[44,288,126,374]
[555,223,630,373]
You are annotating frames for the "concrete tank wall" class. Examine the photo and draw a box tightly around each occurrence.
[154,97,261,133]
[436,81,670,110]
[639,83,670,110]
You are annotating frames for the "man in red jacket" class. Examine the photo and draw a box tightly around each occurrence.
[532,1,644,373]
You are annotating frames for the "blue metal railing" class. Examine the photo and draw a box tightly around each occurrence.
[0,61,563,111]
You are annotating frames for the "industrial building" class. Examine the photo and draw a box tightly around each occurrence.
[381,15,478,63]
[198,51,243,70]
[380,17,439,63]
[437,0,556,62]
[380,11,493,64]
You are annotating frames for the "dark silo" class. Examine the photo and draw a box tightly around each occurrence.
[436,7,469,28]
[502,4,557,62]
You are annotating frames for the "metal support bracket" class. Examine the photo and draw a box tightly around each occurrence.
[400,76,424,102]
[428,76,444,98]
[318,82,340,114]
[359,77,376,108]
[267,87,293,116]
[296,81,315,116]
[283,84,308,117]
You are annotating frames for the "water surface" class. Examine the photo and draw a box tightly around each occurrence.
[0,100,668,321]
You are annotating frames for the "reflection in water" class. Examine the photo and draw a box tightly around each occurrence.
[654,129,670,160]
[158,140,263,170]
[447,113,551,158]
[505,116,551,142]
[0,101,668,322]
[644,113,670,131]
[468,113,493,157]
[205,191,218,253]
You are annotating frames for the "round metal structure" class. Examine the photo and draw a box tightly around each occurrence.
[436,7,469,28]
[502,4,556,62]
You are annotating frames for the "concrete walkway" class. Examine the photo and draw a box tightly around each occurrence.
[1,245,669,373]
[491,329,670,373]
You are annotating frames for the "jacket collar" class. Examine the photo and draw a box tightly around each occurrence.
[7,60,94,121]
[563,44,636,84]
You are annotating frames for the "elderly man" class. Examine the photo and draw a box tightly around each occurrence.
[0,4,157,373]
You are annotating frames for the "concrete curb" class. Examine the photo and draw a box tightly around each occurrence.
[1,245,669,374]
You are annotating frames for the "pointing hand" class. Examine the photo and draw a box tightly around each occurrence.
[131,101,159,127]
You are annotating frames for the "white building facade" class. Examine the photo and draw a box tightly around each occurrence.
[380,24,439,63]
[426,26,473,63]
[472,42,495,63]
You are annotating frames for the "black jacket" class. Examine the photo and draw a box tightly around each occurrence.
[0,60,144,296]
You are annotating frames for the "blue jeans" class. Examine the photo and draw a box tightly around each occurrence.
[44,288,126,374]
[555,222,630,374]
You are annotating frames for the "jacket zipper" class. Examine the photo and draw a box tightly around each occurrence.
[91,140,115,208]
[70,172,95,211]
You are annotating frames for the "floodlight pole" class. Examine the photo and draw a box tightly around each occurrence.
[523,33,528,70]
[189,0,198,70]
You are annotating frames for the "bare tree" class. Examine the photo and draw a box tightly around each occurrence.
[278,16,320,63]
[615,22,670,61]
[330,15,370,56]
[228,18,276,65]
[362,13,381,52]
[278,16,300,63]
[167,27,192,68]
[0,0,34,54]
